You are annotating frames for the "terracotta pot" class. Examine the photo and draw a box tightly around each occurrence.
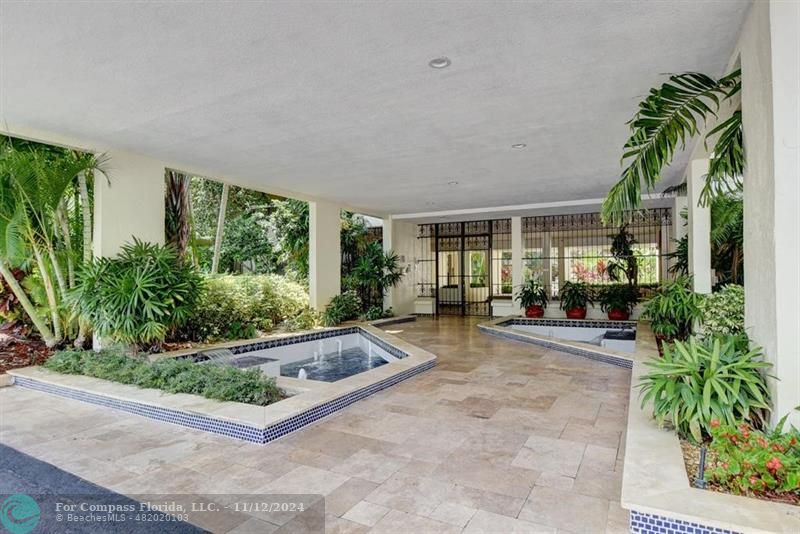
[525,305,544,318]
[565,307,587,319]
[607,308,630,321]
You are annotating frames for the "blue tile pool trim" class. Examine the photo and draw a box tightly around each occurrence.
[630,510,739,534]
[499,317,637,329]
[478,323,633,369]
[189,326,408,361]
[12,358,435,445]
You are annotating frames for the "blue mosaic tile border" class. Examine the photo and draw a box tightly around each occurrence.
[189,326,408,361]
[500,317,637,329]
[630,510,739,534]
[12,358,435,445]
[478,324,633,369]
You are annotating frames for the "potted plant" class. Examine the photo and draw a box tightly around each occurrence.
[598,284,639,320]
[641,276,703,353]
[559,281,593,319]
[515,280,548,317]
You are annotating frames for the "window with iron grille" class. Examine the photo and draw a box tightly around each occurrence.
[521,208,672,298]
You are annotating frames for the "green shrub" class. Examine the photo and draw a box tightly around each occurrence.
[698,284,745,339]
[70,239,203,350]
[178,274,309,341]
[638,336,772,443]
[641,276,703,342]
[598,284,639,314]
[284,307,323,331]
[44,349,284,406]
[559,281,594,310]
[323,291,361,326]
[707,416,800,497]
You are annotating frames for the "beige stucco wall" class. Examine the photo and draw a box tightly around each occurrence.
[739,0,800,426]
[384,219,417,316]
[93,149,166,257]
[308,200,342,310]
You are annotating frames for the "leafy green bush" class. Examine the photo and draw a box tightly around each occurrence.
[598,284,639,314]
[641,276,703,342]
[177,274,308,341]
[71,239,203,349]
[707,416,800,497]
[515,280,549,309]
[559,281,594,310]
[698,284,745,339]
[323,291,361,326]
[638,336,771,443]
[283,306,322,331]
[44,349,284,406]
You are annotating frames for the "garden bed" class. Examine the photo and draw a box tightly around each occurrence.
[0,326,52,375]
[680,439,800,507]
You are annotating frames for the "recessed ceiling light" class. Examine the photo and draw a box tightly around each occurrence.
[447,180,459,186]
[428,57,451,69]
[512,143,527,149]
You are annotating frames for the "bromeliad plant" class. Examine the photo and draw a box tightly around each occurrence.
[638,336,772,443]
[70,239,203,351]
[515,280,549,317]
[706,415,800,499]
[559,281,593,319]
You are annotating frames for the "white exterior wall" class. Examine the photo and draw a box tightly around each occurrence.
[739,0,800,426]
[308,200,341,310]
[383,218,416,316]
[93,149,166,258]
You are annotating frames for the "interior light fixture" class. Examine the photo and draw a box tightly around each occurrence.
[512,143,527,149]
[447,180,459,186]
[428,57,451,69]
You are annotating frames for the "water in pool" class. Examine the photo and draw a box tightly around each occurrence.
[280,347,388,382]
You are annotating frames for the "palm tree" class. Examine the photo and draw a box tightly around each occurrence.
[344,242,404,311]
[0,138,104,346]
[602,70,743,224]
[165,169,191,258]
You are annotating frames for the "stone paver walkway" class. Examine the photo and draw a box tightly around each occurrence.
[0,317,631,533]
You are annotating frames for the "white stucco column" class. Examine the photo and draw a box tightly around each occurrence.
[672,195,688,242]
[740,0,800,426]
[383,218,416,315]
[308,200,341,310]
[93,149,166,258]
[511,216,523,311]
[686,159,712,293]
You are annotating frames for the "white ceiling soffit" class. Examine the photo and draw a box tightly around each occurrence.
[0,1,750,215]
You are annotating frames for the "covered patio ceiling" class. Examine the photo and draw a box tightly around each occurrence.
[1,1,750,215]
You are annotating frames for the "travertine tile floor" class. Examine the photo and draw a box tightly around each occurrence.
[0,317,631,533]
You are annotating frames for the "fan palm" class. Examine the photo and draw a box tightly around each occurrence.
[603,69,743,224]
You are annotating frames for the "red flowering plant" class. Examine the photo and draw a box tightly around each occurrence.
[706,415,800,498]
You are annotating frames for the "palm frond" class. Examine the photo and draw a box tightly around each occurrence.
[702,110,744,204]
[602,71,740,224]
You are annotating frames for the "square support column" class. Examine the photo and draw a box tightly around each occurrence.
[511,216,523,312]
[740,0,800,426]
[686,159,712,293]
[383,218,416,315]
[94,149,166,258]
[308,200,341,310]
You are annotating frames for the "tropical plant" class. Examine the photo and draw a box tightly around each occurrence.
[343,242,403,312]
[603,69,743,224]
[697,284,745,340]
[0,137,105,346]
[269,198,311,278]
[44,348,284,406]
[176,274,309,341]
[667,235,689,276]
[70,239,203,350]
[559,281,593,311]
[638,336,772,443]
[598,284,639,315]
[706,415,800,497]
[219,212,277,274]
[515,280,549,309]
[606,225,638,287]
[641,276,703,342]
[322,291,361,327]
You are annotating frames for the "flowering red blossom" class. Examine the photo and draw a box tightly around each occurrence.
[766,457,783,472]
